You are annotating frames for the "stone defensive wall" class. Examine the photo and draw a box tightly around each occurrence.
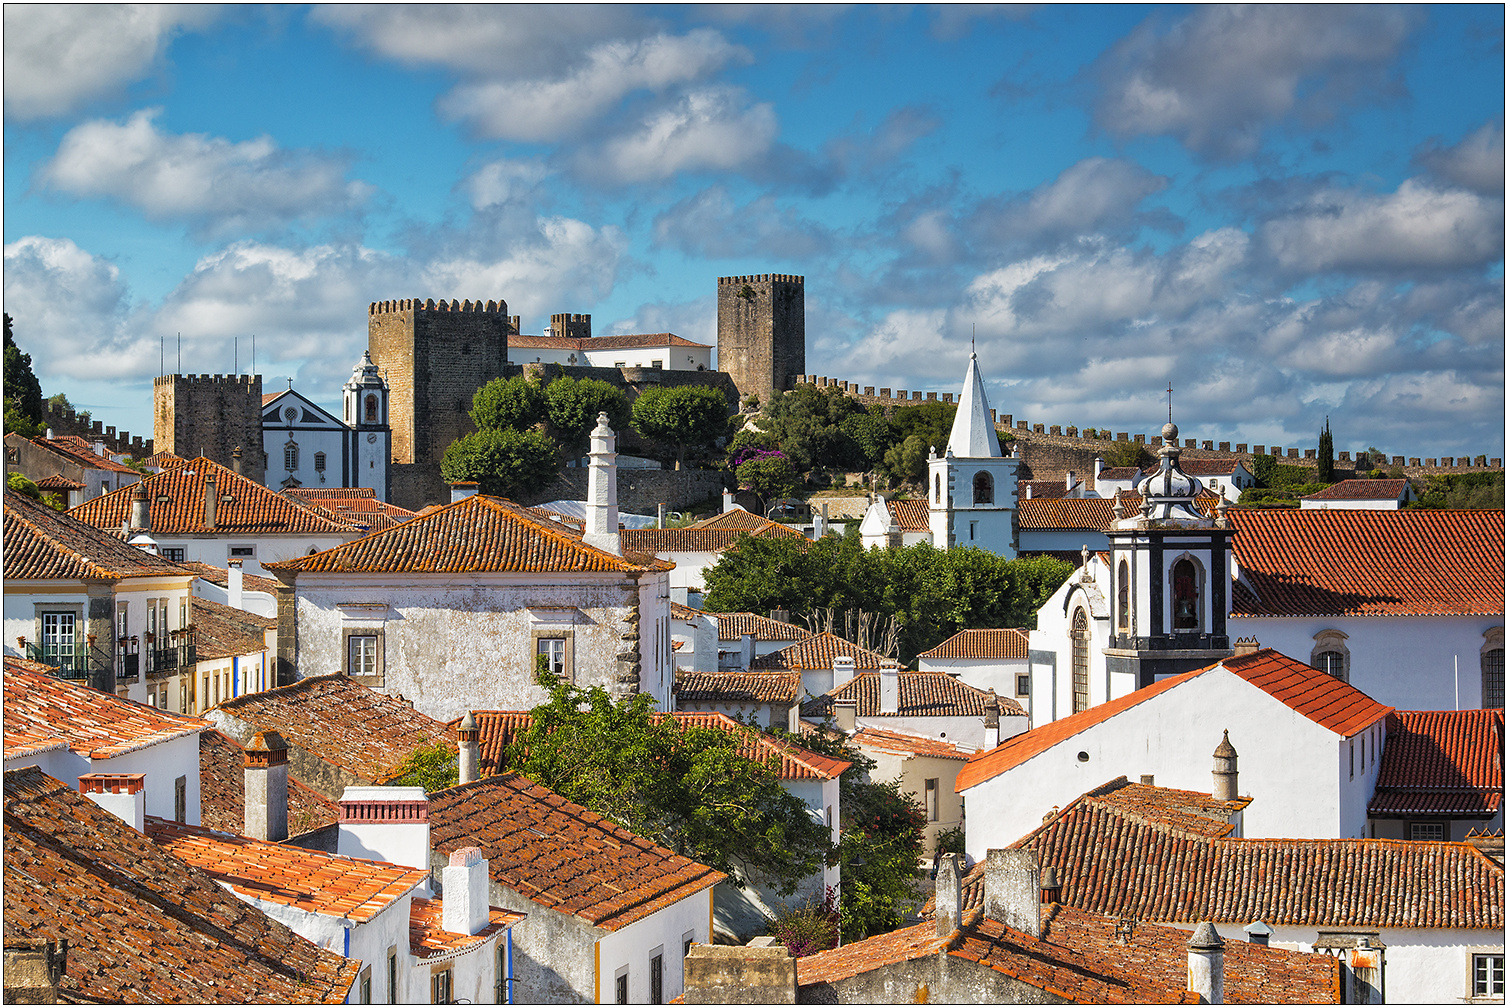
[369,298,511,315]
[42,401,152,457]
[795,375,1502,480]
[718,274,805,285]
[522,467,730,514]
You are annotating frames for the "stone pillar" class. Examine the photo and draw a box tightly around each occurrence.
[582,413,621,555]
[983,848,1041,937]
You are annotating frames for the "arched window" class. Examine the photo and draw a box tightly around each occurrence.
[1311,629,1350,683]
[313,452,326,473]
[934,474,942,504]
[1313,651,1347,680]
[284,441,298,472]
[365,393,379,424]
[1171,558,1199,630]
[1071,608,1090,713]
[1117,560,1130,632]
[1484,629,1505,708]
[973,471,994,505]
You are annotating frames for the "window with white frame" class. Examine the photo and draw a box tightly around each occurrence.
[1410,821,1445,841]
[349,635,379,678]
[537,637,566,676]
[284,441,299,471]
[40,611,76,668]
[1474,953,1504,997]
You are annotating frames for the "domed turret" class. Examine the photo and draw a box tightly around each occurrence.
[1127,422,1209,526]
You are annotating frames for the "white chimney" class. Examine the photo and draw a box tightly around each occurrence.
[657,502,667,529]
[833,655,856,689]
[458,712,480,785]
[441,847,491,936]
[982,848,1041,938]
[935,852,963,937]
[983,690,1001,748]
[722,489,735,513]
[582,413,621,555]
[1024,484,1033,499]
[833,698,857,734]
[1066,470,1076,494]
[879,661,900,715]
[92,439,106,457]
[79,773,146,832]
[337,786,430,872]
[450,481,479,503]
[740,633,755,672]
[1093,456,1104,488]
[227,559,244,611]
[1187,922,1225,1004]
[243,730,289,842]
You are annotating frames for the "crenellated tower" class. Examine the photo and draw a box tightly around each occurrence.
[153,374,266,483]
[716,274,805,404]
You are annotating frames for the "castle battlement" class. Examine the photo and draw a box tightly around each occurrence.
[718,274,804,285]
[153,374,257,386]
[369,298,509,315]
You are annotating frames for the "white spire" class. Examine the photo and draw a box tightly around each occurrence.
[946,352,1001,458]
[582,412,621,555]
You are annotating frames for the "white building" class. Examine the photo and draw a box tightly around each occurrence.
[853,726,977,855]
[957,647,1394,855]
[713,611,813,672]
[260,350,393,499]
[1094,458,1256,504]
[1368,708,1504,843]
[802,665,1024,751]
[927,353,1020,556]
[672,670,803,730]
[621,510,809,596]
[509,329,714,371]
[1299,477,1416,509]
[917,628,1031,715]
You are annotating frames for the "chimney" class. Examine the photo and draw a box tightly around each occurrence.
[337,786,430,870]
[243,730,289,842]
[1140,774,1155,785]
[768,609,790,624]
[450,481,479,503]
[1212,730,1239,801]
[722,489,735,513]
[1066,470,1076,494]
[231,446,243,476]
[441,847,491,936]
[458,712,480,785]
[92,439,105,457]
[934,852,963,937]
[3,940,67,1005]
[833,698,857,734]
[1232,637,1260,655]
[832,655,856,689]
[1024,484,1033,499]
[1093,456,1104,488]
[740,633,754,672]
[129,482,151,533]
[1039,864,1062,905]
[657,502,667,529]
[982,848,1042,938]
[813,502,828,539]
[1242,921,1272,946]
[879,660,900,715]
[78,773,146,832]
[203,473,218,529]
[1187,922,1225,1004]
[227,559,244,611]
[983,690,1001,748]
[582,413,621,555]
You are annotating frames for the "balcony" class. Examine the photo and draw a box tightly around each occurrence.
[118,653,140,684]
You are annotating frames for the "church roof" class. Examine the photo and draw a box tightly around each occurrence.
[946,353,1002,458]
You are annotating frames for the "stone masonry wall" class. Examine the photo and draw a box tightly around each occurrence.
[153,374,266,482]
[717,275,805,404]
[523,467,729,513]
[40,401,152,457]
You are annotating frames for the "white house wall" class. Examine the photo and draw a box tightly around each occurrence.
[1258,924,1499,1006]
[90,733,203,825]
[597,887,713,1005]
[856,714,986,749]
[1019,529,1110,554]
[155,534,355,579]
[918,656,1029,711]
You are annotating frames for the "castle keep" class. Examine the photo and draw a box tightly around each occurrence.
[153,374,267,483]
[716,274,805,403]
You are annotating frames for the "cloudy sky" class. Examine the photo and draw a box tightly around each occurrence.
[4,4,1503,457]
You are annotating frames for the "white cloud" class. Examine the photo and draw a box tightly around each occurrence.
[589,88,779,183]
[464,159,551,209]
[652,186,834,259]
[972,157,1175,251]
[3,5,219,119]
[40,109,371,232]
[1416,120,1506,197]
[439,30,746,141]
[1093,6,1417,159]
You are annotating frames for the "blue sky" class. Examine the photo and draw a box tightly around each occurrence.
[4,4,1503,457]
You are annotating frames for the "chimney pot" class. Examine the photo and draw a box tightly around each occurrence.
[581,413,621,555]
[449,481,479,503]
[79,773,147,832]
[231,446,243,476]
[1187,922,1226,1004]
[1232,637,1260,655]
[337,786,430,869]
[441,846,491,936]
[1140,774,1155,785]
[935,852,963,938]
[1212,730,1239,801]
[458,712,480,784]
[203,474,218,529]
[879,661,900,715]
[832,655,856,690]
[244,730,289,841]
[1039,865,1062,905]
[833,698,857,734]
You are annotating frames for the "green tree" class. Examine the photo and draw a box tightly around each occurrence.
[736,451,798,504]
[440,427,560,499]
[470,376,544,432]
[4,315,45,437]
[1410,472,1504,509]
[1100,438,1153,470]
[384,742,459,791]
[1247,453,1278,488]
[757,386,881,472]
[505,672,832,892]
[631,385,729,467]
[1317,418,1334,483]
[543,377,631,455]
[878,433,930,486]
[889,401,955,453]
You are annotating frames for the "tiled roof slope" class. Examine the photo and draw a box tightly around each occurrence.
[1018,492,1219,530]
[143,451,189,469]
[210,674,459,781]
[1011,778,1504,930]
[4,491,198,580]
[32,434,140,473]
[803,671,1023,719]
[919,628,1029,660]
[4,660,209,760]
[35,474,85,490]
[70,457,359,536]
[957,650,1390,791]
[283,487,418,524]
[854,726,976,761]
[669,601,704,620]
[688,509,797,532]
[620,524,798,554]
[752,632,891,671]
[427,773,725,932]
[4,767,359,1004]
[182,559,283,594]
[198,729,341,836]
[798,903,1335,1003]
[1229,509,1504,617]
[267,494,670,574]
[715,612,812,642]
[1095,467,1141,481]
[148,818,427,922]
[886,498,930,531]
[1301,478,1410,501]
[510,332,709,350]
[408,897,523,959]
[674,670,802,704]
[1019,480,1068,500]
[1154,459,1241,477]
[1369,709,1504,817]
[190,596,272,660]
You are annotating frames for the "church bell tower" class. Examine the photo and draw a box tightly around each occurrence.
[343,350,392,501]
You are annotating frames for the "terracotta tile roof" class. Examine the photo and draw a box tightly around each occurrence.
[957,649,1390,791]
[753,632,892,671]
[1156,459,1242,477]
[621,524,801,554]
[886,498,930,531]
[1300,479,1411,501]
[1008,777,1504,930]
[148,818,426,922]
[35,473,85,490]
[69,457,360,536]
[267,494,670,575]
[510,332,710,351]
[143,451,189,468]
[460,710,848,781]
[261,393,282,406]
[189,596,272,660]
[209,674,459,782]
[4,491,199,580]
[669,601,704,620]
[674,670,802,704]
[1369,709,1504,817]
[198,729,341,836]
[1018,492,1218,531]
[408,897,524,960]
[853,726,976,761]
[283,487,418,523]
[803,670,1022,719]
[32,434,140,473]
[1095,467,1142,481]
[688,509,792,532]
[181,559,283,595]
[1019,480,1068,500]
[4,766,359,1004]
[523,505,586,530]
[1228,509,1504,617]
[4,660,209,760]
[918,628,1029,660]
[715,612,812,642]
[427,773,725,932]
[798,904,1336,1003]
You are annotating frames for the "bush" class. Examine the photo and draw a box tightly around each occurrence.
[768,896,840,957]
[383,743,458,791]
[543,377,630,455]
[1236,487,1299,508]
[440,427,560,499]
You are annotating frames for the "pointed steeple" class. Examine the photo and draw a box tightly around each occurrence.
[946,352,1001,458]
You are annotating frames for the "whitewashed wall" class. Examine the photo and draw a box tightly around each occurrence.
[918,656,1030,711]
[597,888,713,1005]
[154,534,355,579]
[89,733,204,825]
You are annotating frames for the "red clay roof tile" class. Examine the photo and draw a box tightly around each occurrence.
[4,660,210,760]
[198,729,341,836]
[918,628,1029,660]
[1300,479,1411,501]
[853,726,976,761]
[674,670,802,704]
[4,491,200,581]
[753,632,891,671]
[1369,709,1504,817]
[803,670,1021,719]
[408,897,524,960]
[714,612,812,642]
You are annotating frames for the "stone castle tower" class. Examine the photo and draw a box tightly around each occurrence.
[716,274,805,403]
[550,313,592,341]
[153,374,266,483]
[366,298,514,471]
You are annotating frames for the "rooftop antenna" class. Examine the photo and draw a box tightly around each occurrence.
[971,323,976,356]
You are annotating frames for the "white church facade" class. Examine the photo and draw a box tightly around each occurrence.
[261,351,392,499]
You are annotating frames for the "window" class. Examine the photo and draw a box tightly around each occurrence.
[313,451,326,472]
[684,931,696,959]
[935,473,942,503]
[1311,630,1350,683]
[537,637,566,676]
[925,778,939,821]
[973,471,994,504]
[615,969,629,1005]
[1483,647,1504,709]
[650,951,664,1004]
[969,521,977,541]
[175,776,187,822]
[229,545,255,557]
[651,360,663,369]
[1349,739,1354,779]
[614,361,628,368]
[365,394,379,424]
[387,950,398,1004]
[358,968,372,1004]
[349,635,379,678]
[431,969,452,1004]
[1117,560,1130,632]
[1071,608,1090,713]
[1016,673,1030,697]
[1171,558,1199,630]
[496,944,508,1003]
[40,612,76,668]
[116,602,128,640]
[162,547,186,561]
[1475,954,1505,997]
[284,441,298,471]
[1411,821,1446,841]
[1314,651,1347,680]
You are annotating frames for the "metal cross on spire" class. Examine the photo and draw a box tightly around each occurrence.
[971,323,976,356]
[1167,383,1174,424]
